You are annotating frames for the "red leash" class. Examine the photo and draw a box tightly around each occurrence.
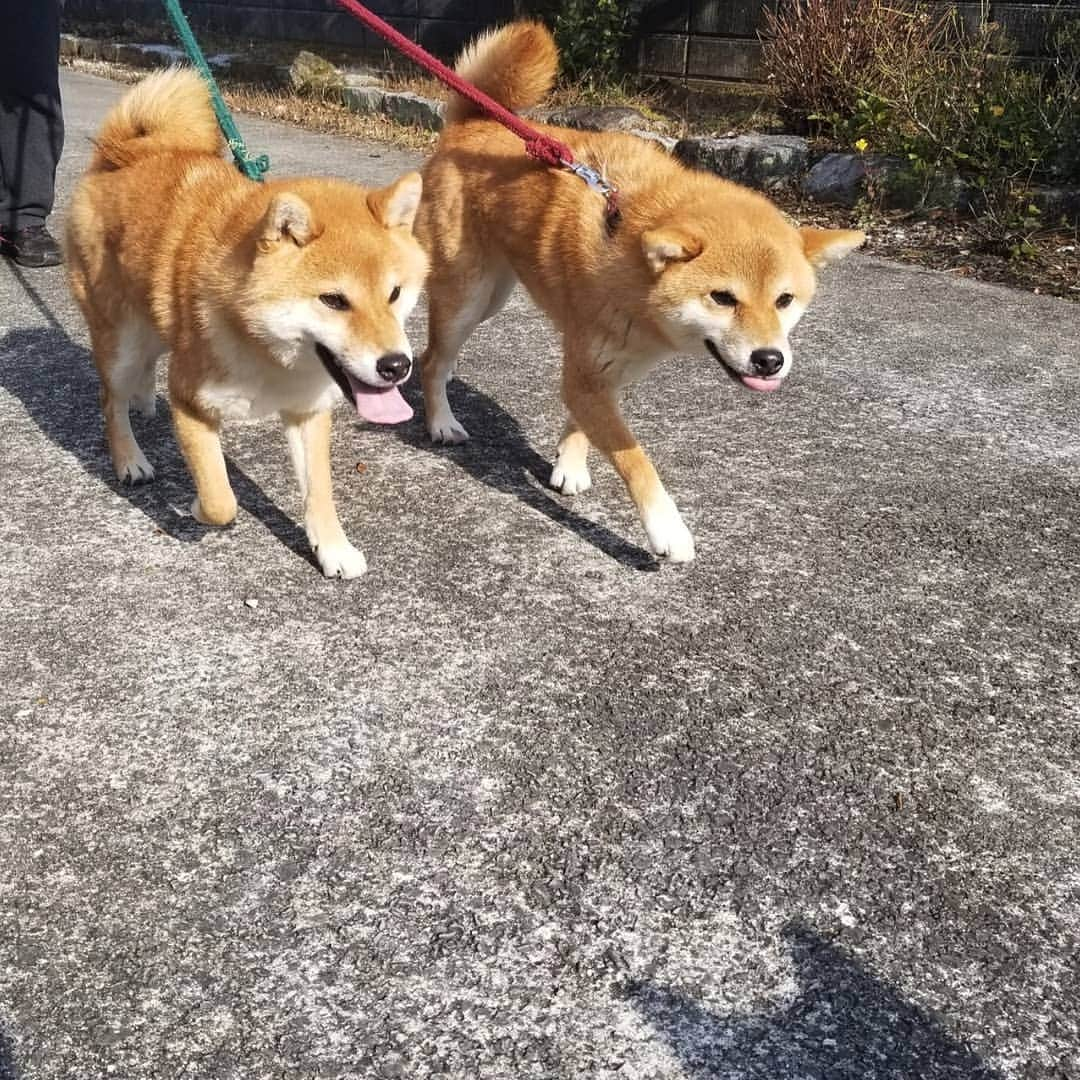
[332,0,620,228]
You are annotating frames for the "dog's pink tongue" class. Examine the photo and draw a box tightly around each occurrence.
[739,374,783,393]
[354,386,413,424]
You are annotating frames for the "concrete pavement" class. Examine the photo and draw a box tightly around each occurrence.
[1,70,1078,1079]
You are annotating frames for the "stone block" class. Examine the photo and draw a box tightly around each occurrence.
[675,134,810,189]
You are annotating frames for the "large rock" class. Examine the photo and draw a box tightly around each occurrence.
[628,128,678,153]
[61,34,101,59]
[380,91,444,131]
[1029,184,1080,225]
[113,43,187,69]
[542,105,654,133]
[288,50,344,97]
[207,52,239,71]
[674,134,810,190]
[233,59,290,85]
[340,86,444,131]
[136,44,187,67]
[341,85,386,117]
[802,152,977,211]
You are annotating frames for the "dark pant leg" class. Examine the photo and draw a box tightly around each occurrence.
[0,0,64,230]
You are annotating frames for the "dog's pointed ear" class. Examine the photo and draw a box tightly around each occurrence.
[642,227,703,274]
[368,172,423,231]
[800,227,866,267]
[259,192,317,251]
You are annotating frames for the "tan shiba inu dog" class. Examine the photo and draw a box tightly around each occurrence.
[416,22,865,562]
[66,69,427,578]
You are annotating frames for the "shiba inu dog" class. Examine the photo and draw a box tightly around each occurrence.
[416,22,865,562]
[66,69,427,578]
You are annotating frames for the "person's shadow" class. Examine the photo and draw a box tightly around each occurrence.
[0,1023,19,1080]
[627,921,1004,1079]
[384,377,659,569]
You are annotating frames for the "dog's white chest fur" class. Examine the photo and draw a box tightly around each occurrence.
[196,317,341,420]
[198,364,340,420]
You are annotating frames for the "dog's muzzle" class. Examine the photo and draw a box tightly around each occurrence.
[706,339,785,394]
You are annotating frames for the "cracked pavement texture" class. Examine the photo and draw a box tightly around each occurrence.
[1,71,1079,1080]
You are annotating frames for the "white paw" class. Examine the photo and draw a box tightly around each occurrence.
[642,496,696,562]
[115,449,155,485]
[314,538,368,580]
[428,412,470,444]
[550,459,592,496]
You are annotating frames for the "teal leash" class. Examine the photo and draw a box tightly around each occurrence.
[160,0,270,181]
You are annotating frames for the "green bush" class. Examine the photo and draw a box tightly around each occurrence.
[554,0,637,85]
[760,0,916,128]
[1046,16,1080,182]
[762,0,1080,201]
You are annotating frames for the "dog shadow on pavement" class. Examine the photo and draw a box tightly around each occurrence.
[0,324,311,563]
[389,377,659,570]
[627,921,1004,1079]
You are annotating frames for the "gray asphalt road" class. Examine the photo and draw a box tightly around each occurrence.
[1,70,1078,1080]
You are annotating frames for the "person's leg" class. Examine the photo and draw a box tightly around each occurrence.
[0,0,64,266]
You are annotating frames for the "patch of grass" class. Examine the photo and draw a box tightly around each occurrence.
[66,57,144,85]
[64,57,437,153]
[665,83,785,137]
[224,84,438,152]
[376,67,445,99]
[548,75,661,114]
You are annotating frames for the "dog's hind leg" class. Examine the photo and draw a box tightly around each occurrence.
[90,315,161,485]
[422,264,515,444]
[126,319,164,418]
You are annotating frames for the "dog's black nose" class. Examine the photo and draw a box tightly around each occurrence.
[749,348,784,377]
[376,353,411,382]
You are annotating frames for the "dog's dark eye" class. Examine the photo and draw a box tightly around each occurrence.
[319,292,350,311]
[389,285,401,303]
[711,290,737,307]
[776,292,795,309]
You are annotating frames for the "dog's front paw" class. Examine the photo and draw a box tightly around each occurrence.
[190,493,238,527]
[550,459,592,496]
[115,447,155,486]
[428,412,470,445]
[314,538,368,580]
[643,496,695,563]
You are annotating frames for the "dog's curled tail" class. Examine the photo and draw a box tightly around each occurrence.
[445,20,559,124]
[92,67,224,170]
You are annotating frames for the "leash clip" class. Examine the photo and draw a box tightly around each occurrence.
[561,159,621,233]
[561,159,615,197]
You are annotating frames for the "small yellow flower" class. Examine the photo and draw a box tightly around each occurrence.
[854,138,869,152]
[990,104,1005,117]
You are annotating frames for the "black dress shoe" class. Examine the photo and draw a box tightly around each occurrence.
[0,224,63,268]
